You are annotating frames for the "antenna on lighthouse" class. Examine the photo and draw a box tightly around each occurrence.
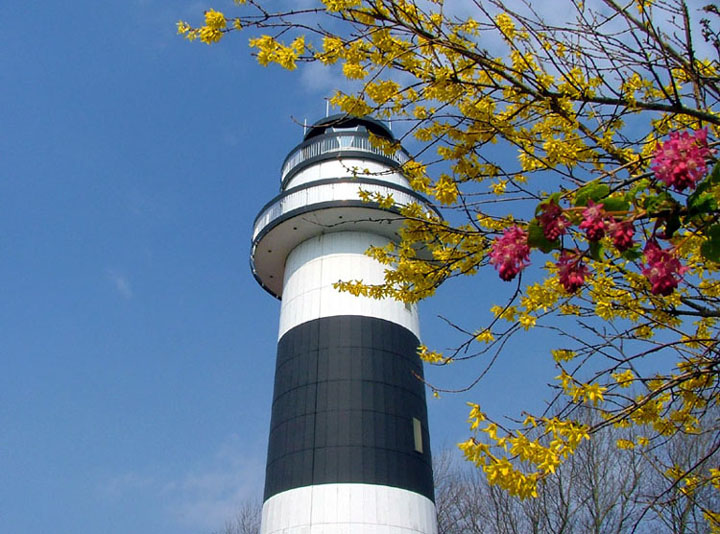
[303,118,307,136]
[325,99,329,117]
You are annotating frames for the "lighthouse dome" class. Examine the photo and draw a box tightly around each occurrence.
[301,114,394,142]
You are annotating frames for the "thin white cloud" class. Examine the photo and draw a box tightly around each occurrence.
[299,62,354,96]
[107,270,133,299]
[100,435,265,532]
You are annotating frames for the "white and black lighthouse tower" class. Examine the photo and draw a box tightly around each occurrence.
[251,115,438,534]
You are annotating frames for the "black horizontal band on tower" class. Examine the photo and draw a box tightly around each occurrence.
[264,315,434,502]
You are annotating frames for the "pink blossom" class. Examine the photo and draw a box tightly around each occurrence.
[608,220,635,252]
[557,250,588,293]
[489,226,530,281]
[538,200,569,240]
[579,200,607,242]
[650,128,712,192]
[641,241,687,295]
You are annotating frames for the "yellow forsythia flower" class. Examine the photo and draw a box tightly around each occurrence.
[710,468,720,490]
[417,344,444,363]
[518,314,536,330]
[611,369,634,388]
[491,180,507,195]
[581,383,606,405]
[200,26,223,44]
[636,0,654,13]
[342,62,368,80]
[495,13,516,40]
[204,9,226,30]
[322,0,362,12]
[551,349,576,362]
[433,174,459,205]
[475,330,495,343]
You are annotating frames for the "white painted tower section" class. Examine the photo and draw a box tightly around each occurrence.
[278,231,420,340]
[261,484,437,534]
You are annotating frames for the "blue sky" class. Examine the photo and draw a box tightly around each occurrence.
[1,2,562,533]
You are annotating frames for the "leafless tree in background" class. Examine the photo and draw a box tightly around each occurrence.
[435,408,718,534]
[212,498,261,534]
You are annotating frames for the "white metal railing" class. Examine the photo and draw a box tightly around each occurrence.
[253,182,422,241]
[280,133,410,179]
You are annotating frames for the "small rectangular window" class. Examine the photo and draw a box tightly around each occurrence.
[413,417,423,453]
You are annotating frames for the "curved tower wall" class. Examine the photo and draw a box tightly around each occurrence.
[251,115,438,534]
[284,159,411,190]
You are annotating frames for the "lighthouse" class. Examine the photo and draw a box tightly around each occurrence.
[250,115,438,534]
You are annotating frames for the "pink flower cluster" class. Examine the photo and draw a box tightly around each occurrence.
[538,201,569,240]
[487,126,713,294]
[641,241,687,296]
[538,199,636,252]
[489,224,688,296]
[489,226,531,281]
[578,200,607,242]
[651,128,712,192]
[608,220,635,252]
[557,251,588,293]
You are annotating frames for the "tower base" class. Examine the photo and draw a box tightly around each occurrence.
[261,483,437,534]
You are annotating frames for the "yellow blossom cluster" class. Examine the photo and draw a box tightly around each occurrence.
[181,0,720,522]
[459,405,590,498]
[177,8,231,44]
[248,35,305,70]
